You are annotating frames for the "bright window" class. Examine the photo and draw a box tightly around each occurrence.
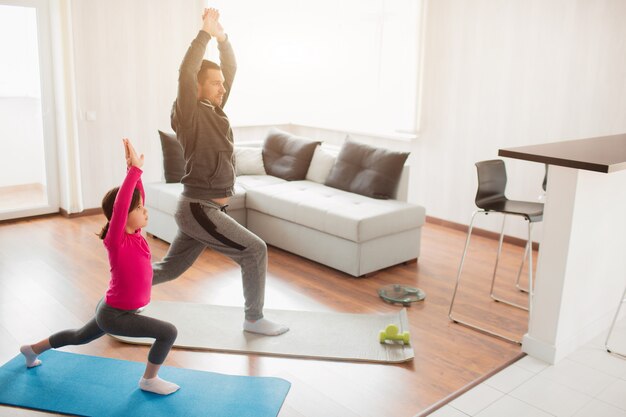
[0,5,41,98]
[207,0,422,135]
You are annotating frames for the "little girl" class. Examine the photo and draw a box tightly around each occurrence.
[20,138,180,395]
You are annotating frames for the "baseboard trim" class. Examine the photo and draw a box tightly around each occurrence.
[522,333,558,364]
[425,215,539,250]
[60,207,102,218]
[523,305,626,365]
[4,209,532,252]
[0,212,58,225]
[0,208,103,225]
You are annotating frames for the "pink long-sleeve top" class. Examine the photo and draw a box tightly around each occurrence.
[103,166,152,310]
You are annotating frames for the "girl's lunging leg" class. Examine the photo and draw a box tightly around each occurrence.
[95,301,179,395]
[20,317,105,368]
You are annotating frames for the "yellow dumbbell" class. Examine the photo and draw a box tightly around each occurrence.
[379,324,410,345]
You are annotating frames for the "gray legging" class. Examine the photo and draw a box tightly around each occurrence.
[49,299,177,365]
[152,197,267,321]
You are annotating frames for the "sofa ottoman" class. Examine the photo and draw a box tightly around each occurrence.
[245,180,425,276]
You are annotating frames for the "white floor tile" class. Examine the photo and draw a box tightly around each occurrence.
[510,375,592,417]
[606,332,626,362]
[567,344,626,379]
[474,395,553,417]
[483,365,536,393]
[588,318,626,351]
[449,383,504,416]
[572,399,626,417]
[437,317,626,416]
[514,355,550,374]
[585,334,608,350]
[597,379,626,411]
[427,405,470,417]
[539,358,617,397]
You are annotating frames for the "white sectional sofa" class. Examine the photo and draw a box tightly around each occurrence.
[145,132,426,277]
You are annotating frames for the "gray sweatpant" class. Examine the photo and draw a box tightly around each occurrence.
[49,299,177,364]
[152,196,267,321]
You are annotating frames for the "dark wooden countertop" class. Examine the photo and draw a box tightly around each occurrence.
[498,133,626,173]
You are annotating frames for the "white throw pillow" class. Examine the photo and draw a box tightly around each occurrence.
[235,147,266,175]
[305,145,337,183]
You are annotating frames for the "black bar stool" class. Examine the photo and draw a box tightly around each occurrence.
[448,159,544,344]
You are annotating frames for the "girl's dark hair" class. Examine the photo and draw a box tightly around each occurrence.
[98,186,142,240]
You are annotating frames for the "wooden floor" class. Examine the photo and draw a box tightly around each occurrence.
[0,214,534,417]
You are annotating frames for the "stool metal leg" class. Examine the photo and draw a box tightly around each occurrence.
[449,210,525,344]
[526,220,533,333]
[448,210,481,321]
[515,241,530,293]
[489,217,532,311]
[605,284,626,358]
[488,214,508,296]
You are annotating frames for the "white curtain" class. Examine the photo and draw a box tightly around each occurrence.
[50,0,83,213]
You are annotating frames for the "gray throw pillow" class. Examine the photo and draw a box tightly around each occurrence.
[325,141,409,199]
[262,128,320,180]
[158,130,185,183]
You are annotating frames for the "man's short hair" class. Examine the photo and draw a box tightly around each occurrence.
[197,60,221,85]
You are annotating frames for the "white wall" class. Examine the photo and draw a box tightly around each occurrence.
[412,0,626,240]
[65,0,626,242]
[69,0,203,209]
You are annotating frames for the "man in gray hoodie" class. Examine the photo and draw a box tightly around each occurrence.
[153,8,288,336]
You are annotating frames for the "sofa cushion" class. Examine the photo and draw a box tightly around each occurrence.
[245,180,425,242]
[305,145,337,184]
[262,128,320,181]
[144,174,286,216]
[145,182,247,215]
[236,174,287,191]
[158,130,185,183]
[325,141,409,200]
[235,147,266,176]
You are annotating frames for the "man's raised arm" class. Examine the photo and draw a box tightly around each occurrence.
[214,15,236,108]
[174,9,220,131]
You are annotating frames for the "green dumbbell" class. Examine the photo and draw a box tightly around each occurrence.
[379,324,410,345]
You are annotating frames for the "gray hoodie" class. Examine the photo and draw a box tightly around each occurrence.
[172,30,237,200]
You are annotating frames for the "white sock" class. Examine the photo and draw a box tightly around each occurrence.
[20,345,41,368]
[243,318,289,336]
[139,376,180,395]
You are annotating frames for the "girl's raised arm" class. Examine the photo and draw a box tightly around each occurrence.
[105,139,144,243]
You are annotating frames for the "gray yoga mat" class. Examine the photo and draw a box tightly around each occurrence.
[112,301,414,363]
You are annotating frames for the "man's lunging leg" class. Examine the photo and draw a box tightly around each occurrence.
[152,230,206,286]
[183,202,288,336]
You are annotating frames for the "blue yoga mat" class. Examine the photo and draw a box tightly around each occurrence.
[0,350,290,417]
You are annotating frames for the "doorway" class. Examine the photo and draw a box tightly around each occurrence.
[0,0,58,221]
